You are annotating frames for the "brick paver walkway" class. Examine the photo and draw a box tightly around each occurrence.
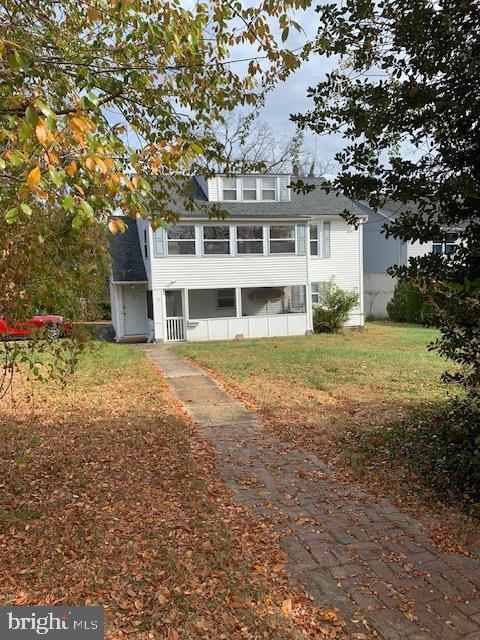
[141,344,480,640]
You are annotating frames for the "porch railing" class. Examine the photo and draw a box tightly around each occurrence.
[166,317,185,342]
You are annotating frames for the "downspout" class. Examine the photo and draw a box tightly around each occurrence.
[359,218,365,325]
[306,221,313,334]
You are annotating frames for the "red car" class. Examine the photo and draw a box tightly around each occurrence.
[0,314,73,340]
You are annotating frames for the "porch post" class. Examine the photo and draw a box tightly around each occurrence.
[183,288,190,322]
[235,286,242,318]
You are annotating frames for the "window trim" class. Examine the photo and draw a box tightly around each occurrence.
[219,176,281,202]
[143,228,148,258]
[268,224,297,255]
[310,221,331,258]
[166,224,197,256]
[311,282,327,307]
[236,224,265,255]
[202,225,232,256]
[432,232,458,255]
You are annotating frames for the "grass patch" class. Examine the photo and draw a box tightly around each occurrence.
[175,323,480,539]
[0,342,337,639]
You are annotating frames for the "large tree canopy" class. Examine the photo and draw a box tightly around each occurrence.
[0,0,310,389]
[296,0,480,394]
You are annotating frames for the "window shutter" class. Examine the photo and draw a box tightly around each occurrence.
[153,227,166,257]
[279,177,289,201]
[322,221,331,258]
[296,224,306,255]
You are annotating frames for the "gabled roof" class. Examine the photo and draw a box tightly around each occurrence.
[108,217,147,282]
[168,177,367,219]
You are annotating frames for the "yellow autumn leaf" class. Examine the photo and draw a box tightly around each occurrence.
[85,157,95,171]
[35,124,48,145]
[108,218,126,235]
[281,598,292,615]
[66,161,77,176]
[95,158,108,173]
[26,166,41,188]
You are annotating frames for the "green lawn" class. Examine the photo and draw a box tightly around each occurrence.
[176,321,447,400]
[175,322,452,452]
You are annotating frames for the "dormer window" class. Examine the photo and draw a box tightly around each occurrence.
[218,176,289,202]
[222,177,237,201]
[242,177,257,201]
[261,177,276,201]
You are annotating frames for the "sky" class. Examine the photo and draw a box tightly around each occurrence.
[229,2,345,172]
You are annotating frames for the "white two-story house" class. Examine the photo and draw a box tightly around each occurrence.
[109,175,367,342]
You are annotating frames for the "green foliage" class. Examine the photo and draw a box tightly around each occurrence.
[351,399,480,508]
[296,0,480,397]
[0,0,309,392]
[312,279,359,333]
[387,280,431,324]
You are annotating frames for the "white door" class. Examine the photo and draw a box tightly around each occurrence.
[123,285,148,336]
[165,290,185,341]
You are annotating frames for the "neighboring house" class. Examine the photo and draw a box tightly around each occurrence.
[109,175,367,343]
[361,203,460,318]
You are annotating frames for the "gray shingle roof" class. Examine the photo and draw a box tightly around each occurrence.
[108,217,147,282]
[168,177,367,219]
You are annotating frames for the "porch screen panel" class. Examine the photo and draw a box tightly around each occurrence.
[188,288,237,319]
[241,286,306,316]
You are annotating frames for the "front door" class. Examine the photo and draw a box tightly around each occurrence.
[123,285,148,336]
[165,290,185,341]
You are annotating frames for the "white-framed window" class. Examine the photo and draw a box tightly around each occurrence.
[218,176,286,202]
[311,282,328,306]
[310,221,331,258]
[261,177,276,201]
[269,225,296,254]
[242,177,257,201]
[203,226,231,255]
[432,232,458,255]
[167,225,196,255]
[236,225,264,254]
[310,225,318,256]
[216,288,235,309]
[143,228,148,258]
[222,177,237,201]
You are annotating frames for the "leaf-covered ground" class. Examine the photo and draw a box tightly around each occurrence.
[0,343,347,639]
[176,322,479,555]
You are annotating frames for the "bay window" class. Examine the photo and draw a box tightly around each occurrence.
[269,225,296,253]
[237,225,264,254]
[167,225,196,255]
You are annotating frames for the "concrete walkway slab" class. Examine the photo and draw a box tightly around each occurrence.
[140,343,480,640]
